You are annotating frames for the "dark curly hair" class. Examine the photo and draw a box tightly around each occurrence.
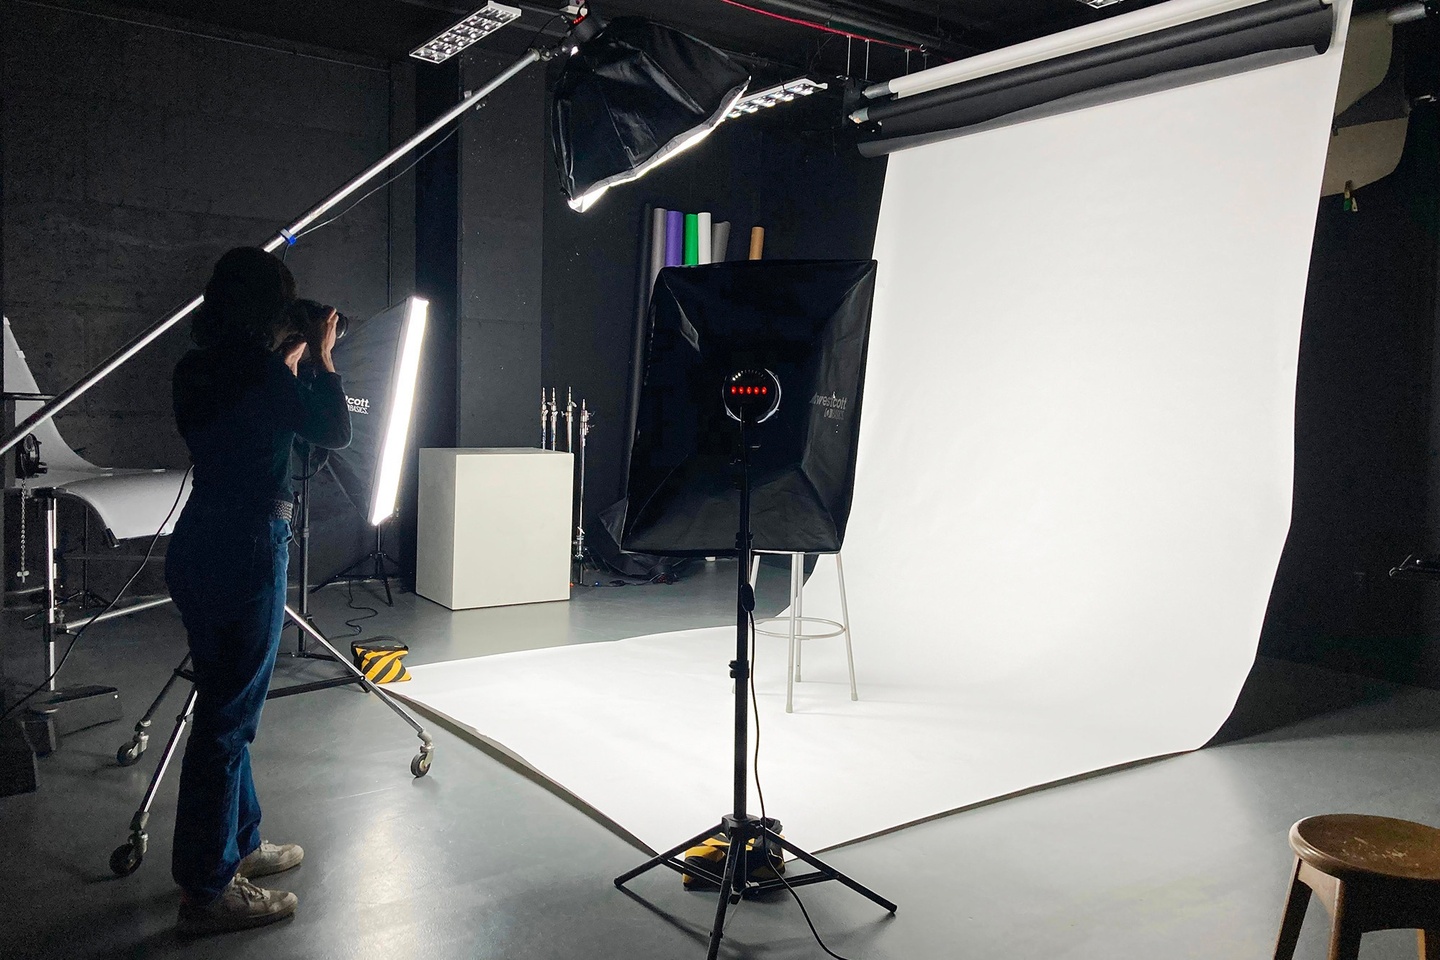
[191,247,297,351]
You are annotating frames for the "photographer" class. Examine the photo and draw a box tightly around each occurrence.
[166,247,351,935]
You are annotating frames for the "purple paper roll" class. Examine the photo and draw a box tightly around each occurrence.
[665,210,684,267]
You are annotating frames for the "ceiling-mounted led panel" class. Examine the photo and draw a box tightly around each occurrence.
[410,3,522,63]
[727,78,828,118]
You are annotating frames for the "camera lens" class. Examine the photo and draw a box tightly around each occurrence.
[334,313,349,341]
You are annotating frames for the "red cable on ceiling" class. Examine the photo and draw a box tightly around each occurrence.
[716,0,925,52]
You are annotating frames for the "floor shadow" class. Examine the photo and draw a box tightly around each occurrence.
[1207,655,1411,745]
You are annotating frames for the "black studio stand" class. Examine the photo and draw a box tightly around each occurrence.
[283,441,363,687]
[317,524,401,607]
[614,375,896,960]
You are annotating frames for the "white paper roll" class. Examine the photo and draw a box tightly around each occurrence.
[697,211,713,264]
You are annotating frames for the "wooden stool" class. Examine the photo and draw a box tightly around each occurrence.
[1274,814,1440,960]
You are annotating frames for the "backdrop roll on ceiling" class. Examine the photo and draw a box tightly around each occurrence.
[399,0,1354,853]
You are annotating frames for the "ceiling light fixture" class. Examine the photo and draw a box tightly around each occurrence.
[410,3,523,63]
[727,78,829,117]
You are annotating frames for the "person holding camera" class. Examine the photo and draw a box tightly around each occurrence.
[167,247,351,935]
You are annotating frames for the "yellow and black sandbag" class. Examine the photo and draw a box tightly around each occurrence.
[681,818,785,889]
[350,637,410,684]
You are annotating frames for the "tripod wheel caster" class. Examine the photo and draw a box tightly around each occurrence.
[110,839,144,877]
[116,742,144,766]
[411,752,431,778]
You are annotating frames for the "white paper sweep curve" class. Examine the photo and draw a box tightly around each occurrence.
[400,4,1351,854]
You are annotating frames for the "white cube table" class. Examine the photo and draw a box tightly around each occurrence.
[415,448,573,610]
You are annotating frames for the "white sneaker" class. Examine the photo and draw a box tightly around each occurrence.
[237,840,305,879]
[177,875,297,935]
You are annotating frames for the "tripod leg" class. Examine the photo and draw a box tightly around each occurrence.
[112,686,198,877]
[767,830,897,913]
[614,823,725,888]
[706,833,746,960]
[116,655,191,766]
[283,605,435,772]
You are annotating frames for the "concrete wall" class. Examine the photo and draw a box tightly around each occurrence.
[2,2,393,470]
[458,50,546,449]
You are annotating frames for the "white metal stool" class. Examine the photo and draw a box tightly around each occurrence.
[750,551,858,713]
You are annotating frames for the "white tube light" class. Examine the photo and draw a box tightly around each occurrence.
[369,296,429,525]
[862,0,1327,103]
[410,3,522,64]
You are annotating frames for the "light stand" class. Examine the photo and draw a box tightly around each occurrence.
[614,370,895,960]
[279,441,358,688]
[15,487,122,753]
[319,524,401,607]
[107,442,435,878]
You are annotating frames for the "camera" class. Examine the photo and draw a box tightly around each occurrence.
[276,298,350,356]
[286,298,350,343]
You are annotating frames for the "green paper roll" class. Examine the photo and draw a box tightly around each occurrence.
[683,213,700,265]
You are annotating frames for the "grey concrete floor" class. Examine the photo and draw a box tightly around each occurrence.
[3,558,1439,960]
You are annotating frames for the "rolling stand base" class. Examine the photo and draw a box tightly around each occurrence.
[7,684,122,756]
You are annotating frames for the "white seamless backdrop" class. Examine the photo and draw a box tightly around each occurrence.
[802,4,1351,734]
[400,5,1353,853]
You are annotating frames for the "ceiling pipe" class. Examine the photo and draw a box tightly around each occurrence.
[730,0,980,58]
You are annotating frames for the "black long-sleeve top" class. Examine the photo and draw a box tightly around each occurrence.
[173,346,351,505]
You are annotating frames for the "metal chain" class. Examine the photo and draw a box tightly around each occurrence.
[16,480,30,583]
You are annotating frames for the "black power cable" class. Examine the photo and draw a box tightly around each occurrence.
[2,467,192,724]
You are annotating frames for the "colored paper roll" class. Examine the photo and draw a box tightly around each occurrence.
[748,226,765,260]
[665,210,684,267]
[684,213,700,265]
[650,208,668,287]
[697,211,712,264]
[712,221,731,262]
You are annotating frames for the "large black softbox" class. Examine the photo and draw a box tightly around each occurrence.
[620,260,877,556]
[550,17,750,211]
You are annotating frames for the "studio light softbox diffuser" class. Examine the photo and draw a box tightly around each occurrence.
[550,17,750,211]
[620,260,877,556]
[325,295,428,524]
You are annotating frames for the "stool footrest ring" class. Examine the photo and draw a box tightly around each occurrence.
[754,616,846,640]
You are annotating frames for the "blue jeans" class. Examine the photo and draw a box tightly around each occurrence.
[165,498,291,901]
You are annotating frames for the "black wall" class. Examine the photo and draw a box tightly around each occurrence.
[458,51,546,448]
[1258,104,1440,687]
[539,82,889,536]
[2,2,394,469]
[2,2,402,586]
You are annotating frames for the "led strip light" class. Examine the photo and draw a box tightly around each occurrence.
[410,3,522,63]
[727,78,829,118]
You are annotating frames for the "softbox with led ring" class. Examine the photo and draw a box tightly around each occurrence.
[619,260,878,557]
[550,16,750,211]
